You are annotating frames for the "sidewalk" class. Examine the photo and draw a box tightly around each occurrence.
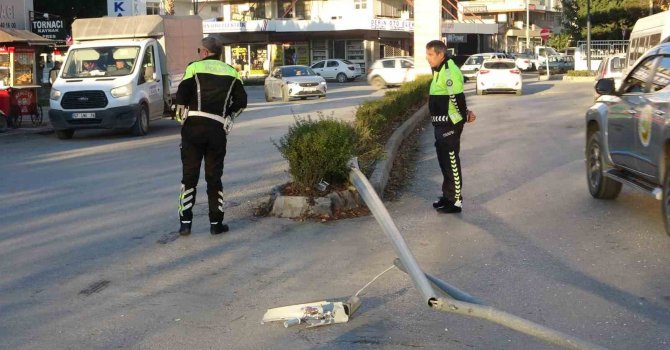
[0,106,53,137]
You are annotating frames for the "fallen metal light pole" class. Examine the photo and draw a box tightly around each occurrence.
[347,158,608,350]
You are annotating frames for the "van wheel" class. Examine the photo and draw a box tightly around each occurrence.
[56,129,75,140]
[586,131,621,199]
[132,104,149,136]
[264,88,272,102]
[336,73,347,83]
[281,88,290,102]
[371,76,385,90]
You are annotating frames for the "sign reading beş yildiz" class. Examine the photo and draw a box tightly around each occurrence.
[31,19,66,40]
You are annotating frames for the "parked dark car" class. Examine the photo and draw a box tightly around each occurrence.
[585,42,670,234]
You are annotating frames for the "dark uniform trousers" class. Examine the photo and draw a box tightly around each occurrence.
[434,120,465,203]
[179,117,227,223]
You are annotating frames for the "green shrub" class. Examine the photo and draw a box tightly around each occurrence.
[275,117,357,189]
[566,70,595,77]
[355,76,431,139]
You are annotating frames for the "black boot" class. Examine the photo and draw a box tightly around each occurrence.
[179,222,192,236]
[436,199,462,214]
[433,197,449,209]
[210,222,229,235]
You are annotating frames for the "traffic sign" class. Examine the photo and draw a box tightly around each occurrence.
[540,28,551,40]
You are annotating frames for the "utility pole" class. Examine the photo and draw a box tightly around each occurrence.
[587,0,591,72]
[525,0,530,52]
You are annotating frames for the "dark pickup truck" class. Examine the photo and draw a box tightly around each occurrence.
[585,42,670,234]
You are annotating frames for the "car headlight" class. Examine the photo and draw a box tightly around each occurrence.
[111,83,133,98]
[285,81,297,85]
[50,88,61,100]
[320,81,326,85]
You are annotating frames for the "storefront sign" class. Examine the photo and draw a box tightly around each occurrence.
[203,20,269,33]
[108,0,146,17]
[370,19,413,32]
[0,0,29,30]
[463,5,487,14]
[446,34,467,43]
[31,19,66,40]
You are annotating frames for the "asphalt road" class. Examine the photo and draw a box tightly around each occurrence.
[1,77,669,350]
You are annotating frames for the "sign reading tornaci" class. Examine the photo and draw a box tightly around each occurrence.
[31,19,66,40]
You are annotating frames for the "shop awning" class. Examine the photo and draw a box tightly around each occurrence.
[0,28,54,45]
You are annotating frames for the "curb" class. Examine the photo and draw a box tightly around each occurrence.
[0,125,53,137]
[562,76,596,82]
[369,103,430,198]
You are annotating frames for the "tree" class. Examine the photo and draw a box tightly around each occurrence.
[547,33,572,50]
[560,0,581,40]
[559,0,666,41]
[165,0,175,15]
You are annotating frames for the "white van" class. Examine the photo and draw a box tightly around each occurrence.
[626,10,670,71]
[460,52,507,79]
[49,15,202,140]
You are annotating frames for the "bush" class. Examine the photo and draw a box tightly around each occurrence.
[275,117,357,189]
[355,76,431,140]
[566,70,595,77]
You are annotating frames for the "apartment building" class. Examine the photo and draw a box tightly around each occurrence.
[458,0,563,53]
[149,1,499,77]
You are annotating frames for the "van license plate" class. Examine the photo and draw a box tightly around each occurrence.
[72,112,95,119]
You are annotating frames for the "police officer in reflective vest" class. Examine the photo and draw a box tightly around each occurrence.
[426,40,476,213]
[175,36,247,235]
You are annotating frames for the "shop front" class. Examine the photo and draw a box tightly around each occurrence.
[0,28,52,129]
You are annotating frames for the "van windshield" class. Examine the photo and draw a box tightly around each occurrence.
[61,46,140,78]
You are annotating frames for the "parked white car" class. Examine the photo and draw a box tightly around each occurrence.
[461,52,507,79]
[366,57,415,89]
[264,65,327,102]
[512,53,533,71]
[475,59,522,95]
[310,59,361,83]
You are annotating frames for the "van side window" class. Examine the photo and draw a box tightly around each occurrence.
[650,56,670,92]
[629,38,638,63]
[622,56,657,94]
[140,46,156,84]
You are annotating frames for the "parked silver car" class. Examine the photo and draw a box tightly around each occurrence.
[264,65,327,102]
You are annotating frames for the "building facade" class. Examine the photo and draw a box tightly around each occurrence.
[153,0,499,78]
[458,0,563,53]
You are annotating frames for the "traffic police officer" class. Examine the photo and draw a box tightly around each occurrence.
[425,40,476,213]
[175,36,247,235]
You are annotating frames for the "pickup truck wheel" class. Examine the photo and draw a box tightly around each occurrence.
[132,104,149,136]
[586,131,621,199]
[663,166,670,236]
[56,129,75,140]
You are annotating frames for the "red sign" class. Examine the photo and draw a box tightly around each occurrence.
[540,28,551,40]
[12,89,36,115]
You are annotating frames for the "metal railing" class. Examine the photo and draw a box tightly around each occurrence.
[576,40,629,60]
[347,157,608,350]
